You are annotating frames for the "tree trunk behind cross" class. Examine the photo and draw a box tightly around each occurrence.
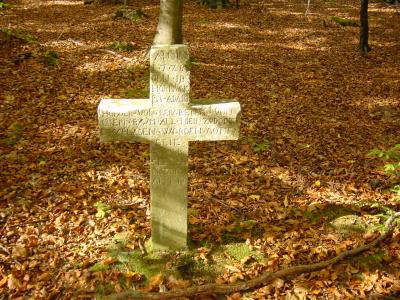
[359,0,371,53]
[153,0,183,45]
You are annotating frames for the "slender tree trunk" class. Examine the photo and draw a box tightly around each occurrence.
[359,0,371,53]
[153,0,183,45]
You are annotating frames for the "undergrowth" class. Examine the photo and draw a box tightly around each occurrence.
[369,144,400,201]
[108,41,136,52]
[0,28,36,43]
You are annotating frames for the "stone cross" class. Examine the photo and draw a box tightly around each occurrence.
[98,45,241,250]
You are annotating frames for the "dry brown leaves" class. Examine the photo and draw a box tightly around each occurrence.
[0,0,399,298]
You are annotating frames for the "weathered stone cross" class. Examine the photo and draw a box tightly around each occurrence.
[98,45,241,250]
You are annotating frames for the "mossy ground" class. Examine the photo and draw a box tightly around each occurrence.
[303,204,395,235]
[90,235,265,289]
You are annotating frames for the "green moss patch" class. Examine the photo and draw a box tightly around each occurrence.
[330,215,368,234]
[331,16,359,27]
[89,235,265,290]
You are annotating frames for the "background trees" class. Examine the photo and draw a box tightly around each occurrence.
[359,0,371,53]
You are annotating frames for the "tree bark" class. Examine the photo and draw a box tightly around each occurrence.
[153,0,183,45]
[359,0,371,53]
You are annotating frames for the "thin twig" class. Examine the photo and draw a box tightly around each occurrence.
[7,218,49,228]
[305,0,311,16]
[215,198,241,212]
[0,244,10,255]
[138,238,147,256]
[1,215,10,231]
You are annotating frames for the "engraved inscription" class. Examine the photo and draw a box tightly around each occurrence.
[151,46,190,106]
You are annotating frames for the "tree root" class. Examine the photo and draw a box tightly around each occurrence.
[107,212,400,300]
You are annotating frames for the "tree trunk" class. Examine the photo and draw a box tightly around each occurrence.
[359,0,371,53]
[153,0,183,45]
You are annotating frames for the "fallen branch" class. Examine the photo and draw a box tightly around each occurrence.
[107,212,400,300]
[7,218,49,228]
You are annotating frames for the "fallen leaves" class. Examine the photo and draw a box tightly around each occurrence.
[1,0,400,298]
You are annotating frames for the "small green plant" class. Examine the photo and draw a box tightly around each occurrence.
[95,201,111,218]
[127,65,147,81]
[5,122,24,145]
[123,69,149,98]
[0,1,10,9]
[246,136,272,154]
[185,57,198,70]
[175,253,197,279]
[113,8,147,21]
[89,262,110,272]
[140,69,150,83]
[0,28,36,43]
[351,250,387,271]
[124,87,149,98]
[95,283,116,298]
[108,232,131,256]
[369,144,400,200]
[42,50,59,66]
[331,16,359,27]
[253,140,271,153]
[108,41,136,52]
[304,210,320,223]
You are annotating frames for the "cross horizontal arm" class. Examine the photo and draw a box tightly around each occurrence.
[98,99,240,143]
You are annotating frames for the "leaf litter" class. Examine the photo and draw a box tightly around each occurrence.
[0,0,399,298]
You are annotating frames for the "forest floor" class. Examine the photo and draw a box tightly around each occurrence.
[1,0,400,298]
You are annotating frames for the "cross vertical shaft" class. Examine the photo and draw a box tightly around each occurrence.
[149,45,191,249]
[150,139,188,249]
